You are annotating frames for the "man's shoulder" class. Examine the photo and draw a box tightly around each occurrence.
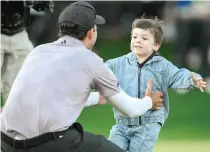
[32,43,53,51]
[80,50,104,71]
[83,50,103,62]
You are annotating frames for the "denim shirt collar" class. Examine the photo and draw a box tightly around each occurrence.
[126,51,163,66]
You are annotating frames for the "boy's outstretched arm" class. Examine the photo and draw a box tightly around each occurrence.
[166,61,207,91]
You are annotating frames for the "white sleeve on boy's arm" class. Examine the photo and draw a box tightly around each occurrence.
[85,92,99,107]
[106,90,152,118]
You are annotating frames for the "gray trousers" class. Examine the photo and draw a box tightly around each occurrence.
[1,30,33,105]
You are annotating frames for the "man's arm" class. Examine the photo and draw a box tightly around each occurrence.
[85,92,99,107]
[85,59,115,107]
[85,89,163,111]
[90,55,162,117]
[92,67,163,117]
[86,81,154,116]
[106,80,153,117]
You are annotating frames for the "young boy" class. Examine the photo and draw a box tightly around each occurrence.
[86,16,207,152]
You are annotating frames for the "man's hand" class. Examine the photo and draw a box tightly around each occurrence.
[98,93,107,105]
[145,79,164,110]
[151,92,163,110]
[145,79,153,97]
[191,72,207,92]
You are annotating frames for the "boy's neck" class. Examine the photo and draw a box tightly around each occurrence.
[137,52,154,64]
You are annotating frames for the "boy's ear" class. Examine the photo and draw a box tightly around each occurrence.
[153,43,160,52]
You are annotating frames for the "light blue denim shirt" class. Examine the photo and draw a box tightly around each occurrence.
[105,52,201,126]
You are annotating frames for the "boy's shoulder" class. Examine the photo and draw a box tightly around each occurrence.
[105,52,131,63]
[149,56,177,73]
[152,55,172,65]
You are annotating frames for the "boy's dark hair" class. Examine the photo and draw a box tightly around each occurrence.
[131,15,164,45]
[58,21,88,40]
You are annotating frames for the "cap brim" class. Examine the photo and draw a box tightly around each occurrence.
[96,15,105,24]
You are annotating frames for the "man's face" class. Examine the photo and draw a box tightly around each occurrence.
[88,25,97,50]
[130,28,159,57]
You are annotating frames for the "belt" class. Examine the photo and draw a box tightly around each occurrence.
[1,122,84,150]
[116,117,142,125]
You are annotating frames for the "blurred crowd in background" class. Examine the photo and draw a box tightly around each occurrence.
[1,1,210,104]
[28,1,210,78]
[29,1,210,78]
[33,1,210,93]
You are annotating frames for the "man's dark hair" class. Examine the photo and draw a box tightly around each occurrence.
[58,21,88,40]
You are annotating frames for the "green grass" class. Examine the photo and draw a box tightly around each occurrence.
[78,90,210,140]
[160,90,210,140]
[154,140,210,152]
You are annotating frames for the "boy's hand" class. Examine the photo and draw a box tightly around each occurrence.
[190,72,207,92]
[145,79,163,110]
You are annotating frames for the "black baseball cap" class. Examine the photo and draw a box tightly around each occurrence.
[58,1,105,31]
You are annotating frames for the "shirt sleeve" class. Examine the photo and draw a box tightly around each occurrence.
[90,55,120,98]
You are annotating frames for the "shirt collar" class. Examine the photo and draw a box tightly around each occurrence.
[55,36,85,47]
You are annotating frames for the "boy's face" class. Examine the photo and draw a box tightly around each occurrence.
[131,28,160,57]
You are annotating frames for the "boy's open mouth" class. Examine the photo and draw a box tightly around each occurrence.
[134,46,143,48]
